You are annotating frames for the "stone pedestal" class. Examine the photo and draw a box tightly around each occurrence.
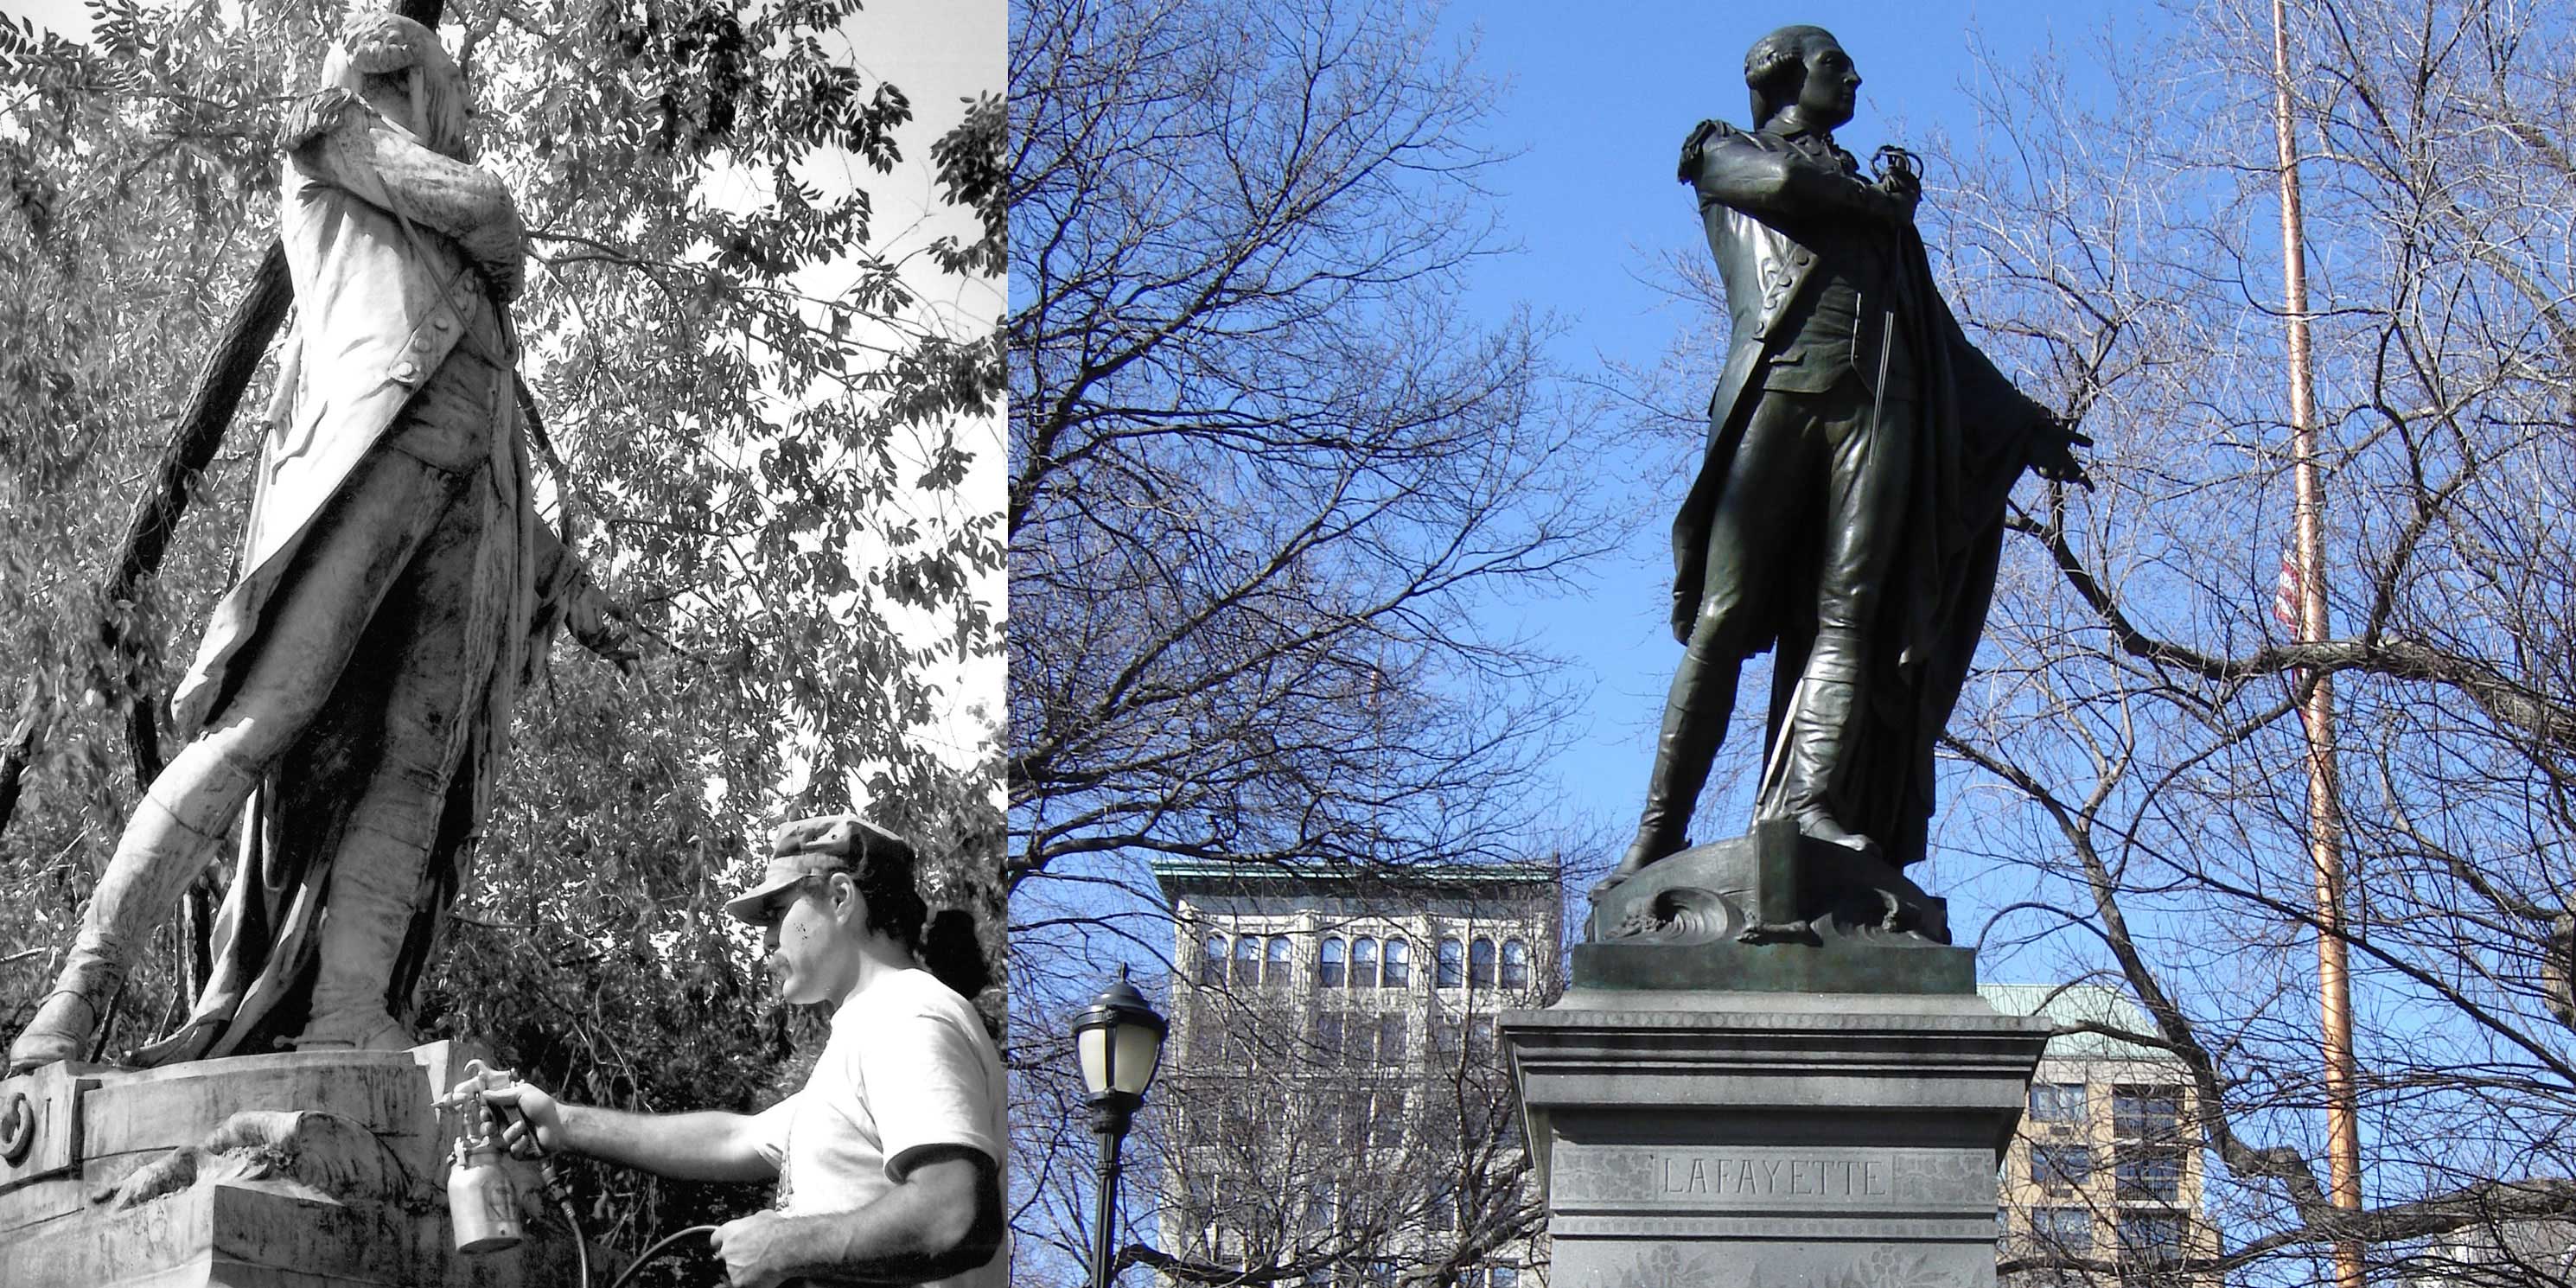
[1503,828,2050,1288]
[0,1043,590,1287]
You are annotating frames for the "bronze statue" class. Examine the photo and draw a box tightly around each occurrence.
[1601,24,2088,894]
[9,11,627,1072]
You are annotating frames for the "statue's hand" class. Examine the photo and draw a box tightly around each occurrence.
[2031,414,2095,489]
[279,87,367,154]
[1671,587,1696,646]
[565,584,641,678]
[1874,167,1922,222]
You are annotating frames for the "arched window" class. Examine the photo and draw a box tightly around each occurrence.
[1319,936,1347,987]
[1438,937,1464,987]
[1350,936,1380,990]
[1501,939,1530,989]
[1266,935,1293,986]
[1234,934,1261,986]
[1382,938,1411,988]
[1469,936,1496,987]
[1201,934,1227,985]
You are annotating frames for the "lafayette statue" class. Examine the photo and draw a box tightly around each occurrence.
[1599,24,2088,895]
[9,11,628,1072]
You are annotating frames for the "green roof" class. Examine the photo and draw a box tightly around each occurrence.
[1980,982,2174,1062]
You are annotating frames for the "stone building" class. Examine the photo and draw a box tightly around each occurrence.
[1986,983,2216,1288]
[1151,859,1561,1288]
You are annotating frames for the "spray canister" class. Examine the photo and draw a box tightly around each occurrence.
[448,1127,525,1253]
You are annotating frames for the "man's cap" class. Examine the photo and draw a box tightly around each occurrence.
[724,813,916,924]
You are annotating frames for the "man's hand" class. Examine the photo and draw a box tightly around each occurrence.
[2031,414,2095,488]
[711,1211,791,1288]
[476,1078,568,1160]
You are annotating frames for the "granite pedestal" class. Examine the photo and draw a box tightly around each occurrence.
[1502,826,2051,1288]
[0,1043,591,1287]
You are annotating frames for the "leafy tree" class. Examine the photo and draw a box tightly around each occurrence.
[0,0,1003,1275]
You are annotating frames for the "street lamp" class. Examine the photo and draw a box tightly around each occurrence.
[1073,967,1167,1288]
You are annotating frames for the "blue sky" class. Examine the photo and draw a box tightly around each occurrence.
[1429,1,2178,886]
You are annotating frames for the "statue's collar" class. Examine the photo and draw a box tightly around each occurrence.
[1767,122,1838,151]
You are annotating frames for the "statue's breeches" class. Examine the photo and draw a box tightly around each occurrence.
[1689,373,1917,658]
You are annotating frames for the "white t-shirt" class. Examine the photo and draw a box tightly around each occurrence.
[751,966,1008,1288]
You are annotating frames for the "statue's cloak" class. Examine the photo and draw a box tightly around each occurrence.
[1674,121,2053,868]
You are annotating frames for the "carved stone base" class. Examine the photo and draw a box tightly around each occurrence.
[1500,990,2050,1288]
[0,1043,590,1287]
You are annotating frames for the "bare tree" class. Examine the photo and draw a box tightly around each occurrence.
[1006,0,1605,1276]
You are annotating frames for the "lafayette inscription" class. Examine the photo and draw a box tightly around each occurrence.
[1660,1154,1889,1198]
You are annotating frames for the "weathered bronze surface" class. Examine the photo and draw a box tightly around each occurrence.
[1603,24,2088,901]
[8,13,627,1074]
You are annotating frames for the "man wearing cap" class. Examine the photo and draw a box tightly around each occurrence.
[472,815,1005,1288]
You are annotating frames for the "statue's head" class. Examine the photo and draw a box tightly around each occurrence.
[1744,25,1859,132]
[320,10,471,160]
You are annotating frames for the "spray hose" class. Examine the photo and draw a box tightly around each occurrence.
[603,1224,720,1288]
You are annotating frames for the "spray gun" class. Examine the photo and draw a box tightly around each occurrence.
[437,1061,532,1254]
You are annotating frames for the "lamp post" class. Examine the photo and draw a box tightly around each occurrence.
[1073,967,1167,1288]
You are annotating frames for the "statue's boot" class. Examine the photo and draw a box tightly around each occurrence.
[7,749,263,1073]
[1599,651,1740,896]
[297,815,433,1051]
[298,733,451,1052]
[1776,628,1878,856]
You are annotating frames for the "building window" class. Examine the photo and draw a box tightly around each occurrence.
[1316,1011,1344,1062]
[1200,933,1227,985]
[2030,1081,2088,1124]
[2030,1143,2092,1191]
[1350,937,1380,989]
[1265,935,1293,986]
[2114,1084,2183,1141]
[1433,1013,1463,1056]
[1319,936,1345,987]
[1438,936,1464,986]
[1304,1181,1337,1233]
[1345,1016,1377,1067]
[2114,1145,2183,1202]
[1469,937,1495,987]
[1427,1179,1457,1232]
[1368,1089,1406,1148]
[1382,938,1411,987]
[2031,1206,2094,1254]
[1376,1013,1407,1065]
[1501,939,1529,988]
[1465,1017,1494,1064]
[2118,1212,2185,1263]
[1489,1267,1519,1288]
[1232,934,1260,986]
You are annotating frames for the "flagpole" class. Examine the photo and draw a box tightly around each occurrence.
[2272,3,2365,1281]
